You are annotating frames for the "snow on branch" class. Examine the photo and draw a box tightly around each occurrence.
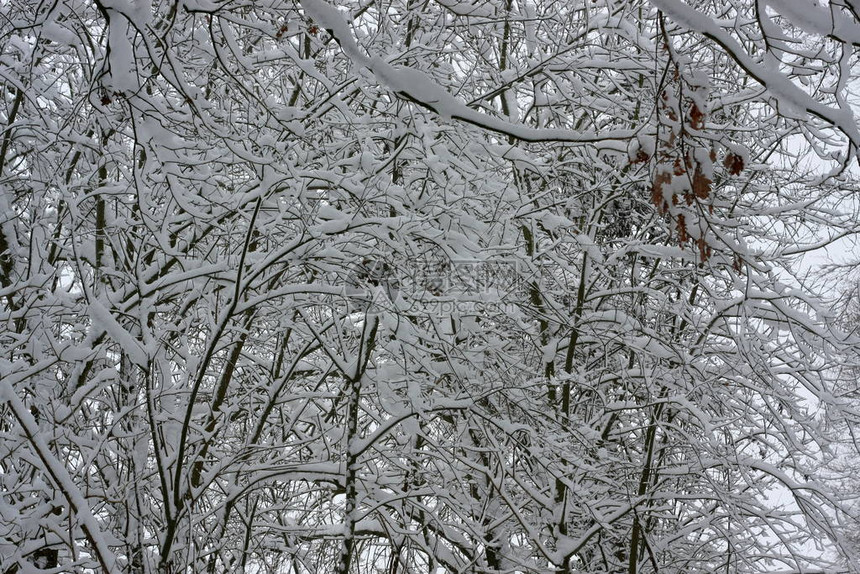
[299,0,635,144]
[652,0,860,154]
[0,373,119,572]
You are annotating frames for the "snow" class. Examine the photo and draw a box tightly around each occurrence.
[766,0,860,44]
[652,0,860,148]
[105,10,138,93]
[300,0,635,144]
[433,0,495,18]
[4,0,860,571]
[86,299,149,368]
[0,376,119,572]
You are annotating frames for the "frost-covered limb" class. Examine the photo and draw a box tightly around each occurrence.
[299,0,636,144]
[2,0,860,571]
[653,0,860,160]
[0,374,118,573]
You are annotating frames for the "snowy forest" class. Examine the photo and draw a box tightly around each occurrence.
[4,0,860,572]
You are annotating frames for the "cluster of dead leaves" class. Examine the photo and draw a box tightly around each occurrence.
[633,79,744,264]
